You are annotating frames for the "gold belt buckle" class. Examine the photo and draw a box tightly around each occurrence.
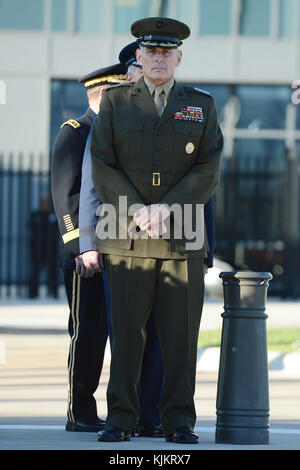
[152,172,160,186]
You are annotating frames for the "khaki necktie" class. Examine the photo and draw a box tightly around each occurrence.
[153,86,166,117]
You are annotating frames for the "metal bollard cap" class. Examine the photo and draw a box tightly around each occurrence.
[219,271,273,283]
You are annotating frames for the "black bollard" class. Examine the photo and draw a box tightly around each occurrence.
[215,271,273,445]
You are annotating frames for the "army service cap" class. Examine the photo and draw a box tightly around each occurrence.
[131,17,190,48]
[119,41,142,69]
[79,63,127,89]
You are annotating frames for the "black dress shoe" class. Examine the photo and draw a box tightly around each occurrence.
[65,419,105,432]
[138,423,165,438]
[97,425,131,442]
[166,427,199,444]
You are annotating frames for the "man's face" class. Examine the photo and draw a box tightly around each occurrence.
[132,66,143,82]
[126,65,143,83]
[136,46,182,85]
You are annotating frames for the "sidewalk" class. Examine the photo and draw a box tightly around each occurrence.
[0,296,300,377]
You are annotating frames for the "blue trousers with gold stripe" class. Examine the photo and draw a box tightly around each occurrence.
[64,270,108,423]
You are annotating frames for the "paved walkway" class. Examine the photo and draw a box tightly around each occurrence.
[0,297,299,451]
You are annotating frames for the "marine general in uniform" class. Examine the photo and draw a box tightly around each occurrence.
[91,18,223,444]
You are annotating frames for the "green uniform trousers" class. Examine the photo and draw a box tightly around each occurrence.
[104,254,204,434]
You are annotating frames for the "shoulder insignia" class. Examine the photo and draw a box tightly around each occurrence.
[60,119,81,129]
[183,86,211,97]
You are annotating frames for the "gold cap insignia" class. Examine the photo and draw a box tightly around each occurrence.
[185,142,195,154]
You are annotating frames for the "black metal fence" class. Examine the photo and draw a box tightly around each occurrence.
[0,149,299,298]
[0,153,61,298]
[214,147,300,298]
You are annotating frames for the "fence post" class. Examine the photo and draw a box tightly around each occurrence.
[215,271,272,445]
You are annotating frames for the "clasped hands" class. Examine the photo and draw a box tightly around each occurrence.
[133,203,171,238]
[76,204,170,277]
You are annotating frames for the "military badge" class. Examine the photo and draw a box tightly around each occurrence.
[174,106,205,122]
[185,142,195,154]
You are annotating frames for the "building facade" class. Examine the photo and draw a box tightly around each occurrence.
[0,0,300,159]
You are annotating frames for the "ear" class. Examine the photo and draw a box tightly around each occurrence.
[100,86,108,95]
[136,47,142,65]
[176,49,182,67]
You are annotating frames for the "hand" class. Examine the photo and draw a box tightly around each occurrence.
[204,264,208,274]
[133,204,170,237]
[75,251,104,278]
[147,220,168,238]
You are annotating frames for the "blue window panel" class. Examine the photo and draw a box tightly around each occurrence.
[296,106,300,129]
[51,0,67,31]
[114,0,151,33]
[200,0,231,35]
[234,139,286,168]
[50,80,87,152]
[175,0,193,29]
[0,0,44,30]
[240,0,270,36]
[75,0,107,33]
[236,85,290,130]
[279,0,295,37]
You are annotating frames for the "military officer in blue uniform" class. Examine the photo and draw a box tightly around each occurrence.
[51,63,126,432]
[91,18,223,444]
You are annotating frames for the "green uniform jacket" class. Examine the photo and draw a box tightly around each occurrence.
[90,76,223,259]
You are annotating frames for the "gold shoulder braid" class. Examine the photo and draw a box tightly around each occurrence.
[83,74,126,88]
[61,119,81,129]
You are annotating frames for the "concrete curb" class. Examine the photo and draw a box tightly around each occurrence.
[196,347,300,377]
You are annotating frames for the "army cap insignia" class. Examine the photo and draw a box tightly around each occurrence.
[185,142,195,154]
[174,106,205,122]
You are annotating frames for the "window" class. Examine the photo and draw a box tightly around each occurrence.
[74,0,107,33]
[278,0,295,37]
[51,0,67,31]
[199,0,231,35]
[296,105,300,129]
[174,0,193,29]
[240,0,270,36]
[0,0,44,30]
[114,0,151,33]
[50,80,87,151]
[236,86,290,130]
[234,138,286,166]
